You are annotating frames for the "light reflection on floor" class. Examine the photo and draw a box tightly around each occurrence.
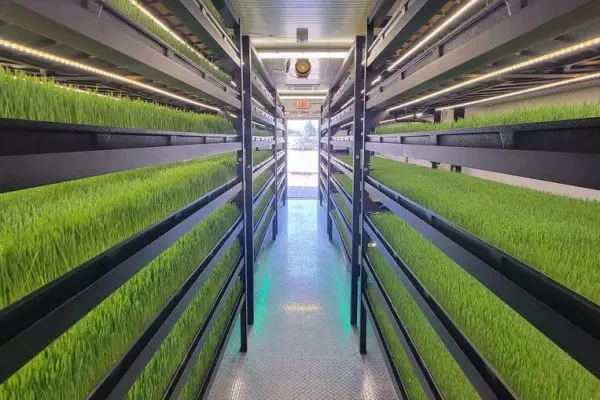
[206,199,398,400]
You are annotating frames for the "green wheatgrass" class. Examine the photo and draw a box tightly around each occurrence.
[367,246,479,400]
[333,173,353,198]
[200,0,233,38]
[334,154,353,169]
[333,192,352,225]
[179,280,243,400]
[253,149,272,166]
[0,153,237,310]
[375,103,600,135]
[371,212,600,399]
[253,169,274,196]
[254,207,275,254]
[106,0,231,84]
[331,209,351,255]
[254,187,274,227]
[0,204,240,400]
[0,67,233,133]
[369,156,600,305]
[126,241,242,400]
[365,283,429,400]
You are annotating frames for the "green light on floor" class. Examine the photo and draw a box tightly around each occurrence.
[253,274,272,337]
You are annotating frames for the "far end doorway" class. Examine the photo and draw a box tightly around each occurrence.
[286,119,319,199]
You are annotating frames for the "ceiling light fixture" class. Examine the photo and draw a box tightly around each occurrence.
[0,38,222,112]
[257,51,349,59]
[277,89,329,95]
[386,35,600,113]
[279,95,326,100]
[387,0,481,72]
[437,72,600,110]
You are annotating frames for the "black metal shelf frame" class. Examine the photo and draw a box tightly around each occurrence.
[0,119,243,193]
[0,0,240,109]
[363,217,513,399]
[361,253,442,400]
[329,206,351,267]
[88,220,244,399]
[365,176,600,378]
[160,0,241,68]
[0,178,241,383]
[330,191,351,234]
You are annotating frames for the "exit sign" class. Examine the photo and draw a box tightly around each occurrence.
[296,99,310,109]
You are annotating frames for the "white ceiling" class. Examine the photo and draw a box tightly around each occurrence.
[230,0,375,90]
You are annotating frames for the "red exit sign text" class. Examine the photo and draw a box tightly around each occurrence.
[296,99,310,109]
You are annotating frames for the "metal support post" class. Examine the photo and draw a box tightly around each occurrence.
[351,36,365,327]
[326,91,333,240]
[272,89,279,240]
[241,35,254,325]
[318,113,322,206]
[233,25,248,350]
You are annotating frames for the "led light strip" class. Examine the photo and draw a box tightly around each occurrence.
[0,38,222,112]
[387,0,481,72]
[437,72,600,110]
[379,113,424,124]
[387,35,600,112]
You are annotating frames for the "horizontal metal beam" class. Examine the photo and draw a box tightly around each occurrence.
[363,255,442,399]
[367,0,600,109]
[330,192,352,233]
[365,141,600,190]
[162,257,244,400]
[253,156,275,178]
[0,180,241,384]
[162,0,241,67]
[361,287,407,400]
[0,0,241,108]
[367,0,445,69]
[364,218,510,399]
[90,221,243,399]
[368,0,397,27]
[0,141,242,192]
[366,179,600,378]
[194,290,245,399]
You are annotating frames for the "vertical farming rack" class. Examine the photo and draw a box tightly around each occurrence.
[0,1,285,398]
[322,1,600,398]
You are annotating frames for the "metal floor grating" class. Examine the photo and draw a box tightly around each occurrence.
[206,199,398,400]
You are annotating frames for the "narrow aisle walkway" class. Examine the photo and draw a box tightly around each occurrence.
[207,200,398,399]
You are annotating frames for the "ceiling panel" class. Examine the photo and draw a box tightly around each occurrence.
[230,0,374,89]
[231,0,375,41]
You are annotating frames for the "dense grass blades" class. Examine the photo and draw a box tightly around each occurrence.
[254,207,274,255]
[253,149,273,166]
[0,67,234,133]
[371,212,600,399]
[253,169,274,196]
[365,283,429,400]
[375,102,600,135]
[333,192,351,225]
[126,241,242,400]
[333,154,353,168]
[253,187,274,224]
[0,153,237,310]
[331,209,351,256]
[367,246,479,399]
[0,203,240,400]
[333,173,353,197]
[106,0,231,84]
[179,280,242,400]
[369,156,600,304]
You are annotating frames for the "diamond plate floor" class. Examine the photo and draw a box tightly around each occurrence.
[206,199,399,400]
